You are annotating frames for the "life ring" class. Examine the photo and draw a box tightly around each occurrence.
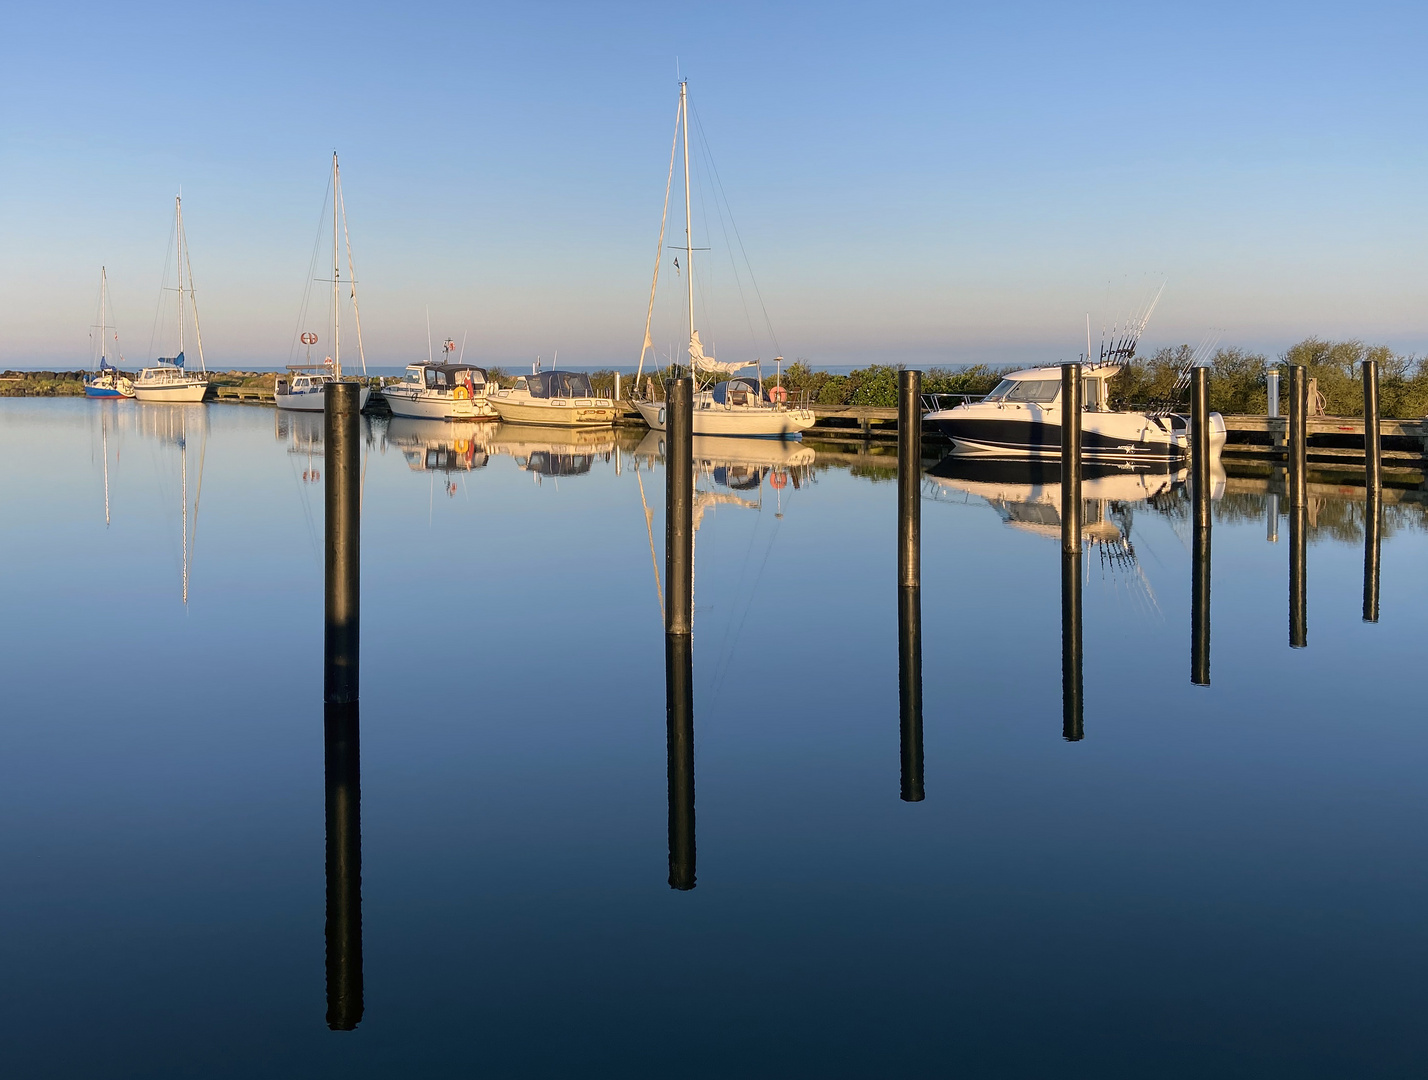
[453,385,470,400]
[769,385,788,404]
[770,469,788,489]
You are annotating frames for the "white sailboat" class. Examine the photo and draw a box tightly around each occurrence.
[134,196,210,403]
[632,81,814,439]
[276,153,372,412]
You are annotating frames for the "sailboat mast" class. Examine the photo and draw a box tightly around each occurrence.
[681,80,694,375]
[99,267,108,364]
[333,152,341,381]
[175,196,185,360]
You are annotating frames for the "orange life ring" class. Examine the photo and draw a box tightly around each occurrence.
[453,385,470,400]
[768,385,788,404]
[770,469,788,489]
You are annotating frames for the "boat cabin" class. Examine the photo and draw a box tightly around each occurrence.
[710,378,762,406]
[514,370,595,399]
[401,363,488,393]
[981,365,1116,411]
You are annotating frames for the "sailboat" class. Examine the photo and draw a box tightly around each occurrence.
[134,196,210,403]
[632,81,814,439]
[276,153,372,412]
[84,267,135,399]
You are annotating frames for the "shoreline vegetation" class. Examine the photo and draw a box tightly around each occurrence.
[6,338,1425,417]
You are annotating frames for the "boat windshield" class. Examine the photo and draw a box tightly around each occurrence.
[527,371,594,399]
[1003,379,1060,403]
[984,379,1017,401]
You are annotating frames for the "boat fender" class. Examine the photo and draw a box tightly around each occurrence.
[769,385,788,404]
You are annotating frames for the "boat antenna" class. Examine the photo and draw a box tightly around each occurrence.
[426,305,433,364]
[1085,314,1091,363]
[459,330,468,363]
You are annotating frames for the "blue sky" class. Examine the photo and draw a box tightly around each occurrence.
[2,1,1424,369]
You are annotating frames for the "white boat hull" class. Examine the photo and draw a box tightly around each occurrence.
[634,399,814,437]
[383,394,496,420]
[276,386,372,412]
[929,402,1226,462]
[486,396,618,427]
[133,380,208,403]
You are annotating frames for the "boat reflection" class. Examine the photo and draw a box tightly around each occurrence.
[383,417,491,473]
[634,431,815,495]
[485,423,617,479]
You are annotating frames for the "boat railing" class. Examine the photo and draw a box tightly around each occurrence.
[922,392,984,412]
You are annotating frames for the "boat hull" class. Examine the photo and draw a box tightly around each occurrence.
[486,397,618,428]
[383,389,496,420]
[929,410,1226,462]
[133,381,208,403]
[276,386,372,412]
[85,385,132,399]
[634,399,814,438]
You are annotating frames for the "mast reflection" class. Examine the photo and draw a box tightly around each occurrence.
[324,702,363,1030]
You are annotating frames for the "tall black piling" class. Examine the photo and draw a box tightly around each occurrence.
[325,383,361,704]
[1191,366,1211,685]
[1060,363,1083,740]
[663,376,695,888]
[1363,359,1381,495]
[665,631,696,890]
[896,370,924,799]
[665,377,694,636]
[1287,366,1307,648]
[324,702,363,1030]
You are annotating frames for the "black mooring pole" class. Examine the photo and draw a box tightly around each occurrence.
[1191,366,1211,686]
[1362,359,1382,623]
[1363,359,1381,495]
[665,377,694,636]
[1288,365,1308,513]
[322,381,362,1030]
[1061,363,1083,740]
[896,370,924,799]
[325,382,360,704]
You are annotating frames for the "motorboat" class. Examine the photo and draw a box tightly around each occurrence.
[279,154,373,412]
[134,196,210,404]
[275,368,370,413]
[630,80,813,439]
[382,362,496,420]
[485,370,619,428]
[385,417,491,471]
[925,363,1226,462]
[634,371,815,438]
[84,268,134,399]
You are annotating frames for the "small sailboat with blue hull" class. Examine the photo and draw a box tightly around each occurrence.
[84,267,134,399]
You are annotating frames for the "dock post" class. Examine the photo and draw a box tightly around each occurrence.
[898,586,925,801]
[1061,362,1082,553]
[1364,484,1381,623]
[896,370,924,799]
[325,382,360,705]
[1288,365,1308,511]
[1266,366,1280,420]
[1190,366,1211,685]
[1363,359,1381,494]
[665,377,694,636]
[665,633,696,890]
[324,702,363,1030]
[614,370,621,404]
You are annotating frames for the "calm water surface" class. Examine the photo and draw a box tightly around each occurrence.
[1,399,1425,1077]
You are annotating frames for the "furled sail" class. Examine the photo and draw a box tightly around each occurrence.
[689,330,755,376]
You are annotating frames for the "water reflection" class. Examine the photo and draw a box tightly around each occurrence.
[665,634,696,890]
[1364,485,1382,623]
[324,702,363,1030]
[487,424,617,479]
[384,417,491,473]
[897,587,925,799]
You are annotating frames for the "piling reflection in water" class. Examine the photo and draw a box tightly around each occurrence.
[1060,545,1084,741]
[1290,502,1308,648]
[1190,366,1212,687]
[1363,486,1381,624]
[665,634,696,890]
[325,384,361,704]
[898,587,925,800]
[324,702,363,1030]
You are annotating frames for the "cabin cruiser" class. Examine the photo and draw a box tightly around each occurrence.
[275,367,372,412]
[925,363,1226,462]
[382,362,495,420]
[635,372,815,438]
[385,418,490,472]
[134,356,208,403]
[486,370,619,428]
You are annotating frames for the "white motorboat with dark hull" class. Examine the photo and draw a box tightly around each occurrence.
[926,364,1226,463]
